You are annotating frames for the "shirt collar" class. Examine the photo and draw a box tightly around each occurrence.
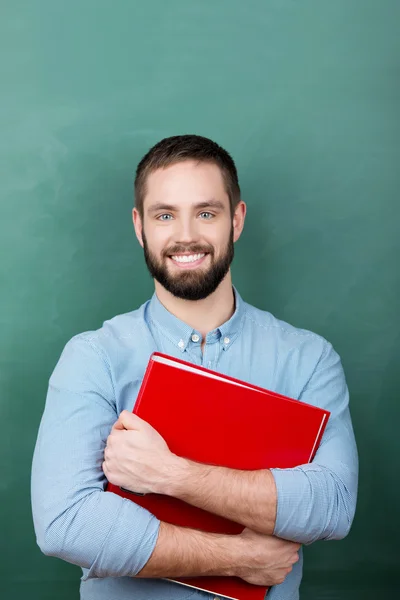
[147,285,246,353]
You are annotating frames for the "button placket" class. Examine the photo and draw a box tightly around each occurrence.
[203,335,218,369]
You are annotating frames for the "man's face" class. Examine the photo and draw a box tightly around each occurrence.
[137,161,236,301]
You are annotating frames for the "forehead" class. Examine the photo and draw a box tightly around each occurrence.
[144,160,229,207]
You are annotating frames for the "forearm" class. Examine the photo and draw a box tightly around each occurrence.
[136,521,239,578]
[164,448,356,545]
[138,520,302,590]
[165,458,277,535]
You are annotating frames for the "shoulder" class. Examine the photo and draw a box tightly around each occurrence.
[49,301,151,392]
[244,301,326,345]
[58,300,150,365]
[242,300,336,366]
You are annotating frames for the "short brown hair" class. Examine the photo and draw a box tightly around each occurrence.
[134,135,241,219]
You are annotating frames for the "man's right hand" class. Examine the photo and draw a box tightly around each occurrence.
[136,521,300,587]
[235,527,301,586]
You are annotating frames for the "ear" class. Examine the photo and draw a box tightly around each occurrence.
[132,207,144,248]
[232,200,247,243]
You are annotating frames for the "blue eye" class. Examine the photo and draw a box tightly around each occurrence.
[158,214,173,221]
[200,212,214,219]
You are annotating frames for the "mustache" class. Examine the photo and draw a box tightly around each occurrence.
[163,245,214,256]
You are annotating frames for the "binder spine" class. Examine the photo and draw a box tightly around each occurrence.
[307,413,328,463]
[133,353,156,415]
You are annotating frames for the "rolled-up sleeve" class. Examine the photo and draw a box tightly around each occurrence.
[31,335,160,578]
[270,342,358,545]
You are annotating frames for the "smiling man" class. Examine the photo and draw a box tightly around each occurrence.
[31,135,358,600]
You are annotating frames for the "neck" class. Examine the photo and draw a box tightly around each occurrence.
[154,273,235,340]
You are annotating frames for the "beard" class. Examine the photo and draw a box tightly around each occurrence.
[142,227,235,301]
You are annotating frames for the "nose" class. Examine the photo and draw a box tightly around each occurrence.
[173,216,200,245]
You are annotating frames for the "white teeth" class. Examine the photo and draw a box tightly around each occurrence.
[171,253,205,263]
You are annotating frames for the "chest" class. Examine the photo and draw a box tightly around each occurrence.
[114,331,306,415]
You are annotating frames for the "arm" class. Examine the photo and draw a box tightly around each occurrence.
[174,344,358,544]
[270,342,358,544]
[148,343,359,545]
[136,522,300,587]
[32,335,298,585]
[137,522,238,578]
[163,458,277,535]
[31,336,160,578]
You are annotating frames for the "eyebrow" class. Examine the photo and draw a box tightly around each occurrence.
[147,200,226,214]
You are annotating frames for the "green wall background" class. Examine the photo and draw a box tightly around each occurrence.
[1,1,399,598]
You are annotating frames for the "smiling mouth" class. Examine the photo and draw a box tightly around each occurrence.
[168,252,209,268]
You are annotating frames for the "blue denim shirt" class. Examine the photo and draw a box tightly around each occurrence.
[31,286,358,600]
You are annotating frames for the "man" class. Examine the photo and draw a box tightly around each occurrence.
[31,135,358,600]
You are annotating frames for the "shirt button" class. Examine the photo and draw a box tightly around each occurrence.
[191,334,200,343]
[223,337,230,344]
[178,339,185,349]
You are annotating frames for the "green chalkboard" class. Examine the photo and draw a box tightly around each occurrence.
[1,1,399,598]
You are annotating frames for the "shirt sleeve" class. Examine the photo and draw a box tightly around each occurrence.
[31,335,160,578]
[270,341,359,545]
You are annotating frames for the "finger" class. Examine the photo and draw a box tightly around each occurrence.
[111,418,126,431]
[112,410,142,431]
[118,410,147,430]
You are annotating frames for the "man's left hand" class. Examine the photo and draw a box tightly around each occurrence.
[103,410,180,495]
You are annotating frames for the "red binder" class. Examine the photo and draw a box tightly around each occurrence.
[107,352,330,600]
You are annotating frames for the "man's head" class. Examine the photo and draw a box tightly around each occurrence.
[132,135,246,301]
